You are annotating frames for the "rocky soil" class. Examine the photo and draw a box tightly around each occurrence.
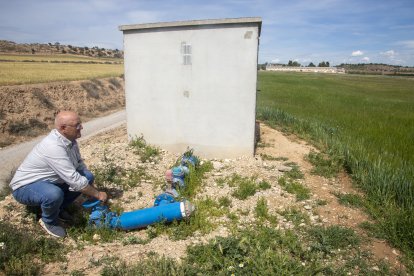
[0,122,405,275]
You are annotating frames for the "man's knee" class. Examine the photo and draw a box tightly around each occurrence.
[43,187,64,206]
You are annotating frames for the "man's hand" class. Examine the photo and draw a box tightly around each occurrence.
[97,191,108,202]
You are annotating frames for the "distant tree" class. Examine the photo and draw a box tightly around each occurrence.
[318,61,330,67]
[31,48,35,54]
[287,60,301,67]
[308,62,315,67]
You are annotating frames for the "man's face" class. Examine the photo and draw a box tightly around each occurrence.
[61,115,82,141]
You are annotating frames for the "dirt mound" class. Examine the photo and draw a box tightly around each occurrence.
[0,40,123,58]
[0,77,125,147]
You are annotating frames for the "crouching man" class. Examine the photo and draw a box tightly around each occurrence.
[9,111,107,238]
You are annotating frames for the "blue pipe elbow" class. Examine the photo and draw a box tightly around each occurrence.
[114,201,193,230]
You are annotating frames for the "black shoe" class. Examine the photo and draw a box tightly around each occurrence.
[58,210,73,223]
[39,219,66,238]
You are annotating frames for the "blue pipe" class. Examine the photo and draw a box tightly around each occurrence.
[82,151,199,231]
[171,166,189,188]
[83,199,194,230]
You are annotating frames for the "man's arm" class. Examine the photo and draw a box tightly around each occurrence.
[81,185,108,202]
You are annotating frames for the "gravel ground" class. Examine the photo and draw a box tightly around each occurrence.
[0,122,404,275]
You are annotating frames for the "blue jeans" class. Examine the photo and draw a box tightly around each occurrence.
[12,169,94,225]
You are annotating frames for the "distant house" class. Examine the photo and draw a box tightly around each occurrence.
[119,17,262,158]
[265,64,345,73]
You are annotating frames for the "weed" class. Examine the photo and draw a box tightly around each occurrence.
[278,177,311,201]
[70,269,86,276]
[218,196,232,208]
[315,199,328,206]
[0,168,15,200]
[227,212,239,223]
[129,135,160,163]
[91,149,148,190]
[0,221,65,274]
[215,177,226,187]
[180,161,213,199]
[90,78,103,87]
[260,153,289,161]
[32,89,54,108]
[358,221,388,239]
[283,162,304,179]
[81,81,100,99]
[8,118,47,136]
[256,141,272,148]
[308,225,360,255]
[232,177,257,200]
[306,150,341,178]
[279,207,310,226]
[89,255,119,267]
[109,77,122,89]
[68,224,122,244]
[121,236,149,245]
[258,180,271,190]
[335,192,365,208]
[255,197,278,224]
[0,185,11,201]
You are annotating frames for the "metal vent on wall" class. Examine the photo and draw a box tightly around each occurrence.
[181,42,192,65]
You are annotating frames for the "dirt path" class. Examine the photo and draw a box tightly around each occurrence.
[0,122,405,274]
[257,123,403,268]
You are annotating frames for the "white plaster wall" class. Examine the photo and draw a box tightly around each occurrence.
[123,24,259,158]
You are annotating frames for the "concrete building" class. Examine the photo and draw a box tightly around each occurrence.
[119,18,262,158]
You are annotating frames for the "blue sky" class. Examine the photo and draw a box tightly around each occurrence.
[1,0,413,66]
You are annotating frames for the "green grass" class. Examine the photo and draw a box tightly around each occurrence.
[257,71,414,258]
[101,224,397,275]
[306,150,342,178]
[278,177,311,201]
[0,221,66,274]
[129,136,160,163]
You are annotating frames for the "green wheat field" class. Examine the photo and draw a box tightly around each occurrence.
[257,71,414,257]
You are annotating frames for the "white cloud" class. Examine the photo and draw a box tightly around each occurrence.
[362,57,370,62]
[351,50,363,56]
[396,40,414,49]
[380,50,395,57]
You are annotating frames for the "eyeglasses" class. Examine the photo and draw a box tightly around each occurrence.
[64,123,82,130]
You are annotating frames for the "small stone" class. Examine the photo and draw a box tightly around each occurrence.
[278,166,292,172]
[372,266,380,271]
[304,205,312,210]
[212,161,223,170]
[392,249,399,256]
[93,234,101,241]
